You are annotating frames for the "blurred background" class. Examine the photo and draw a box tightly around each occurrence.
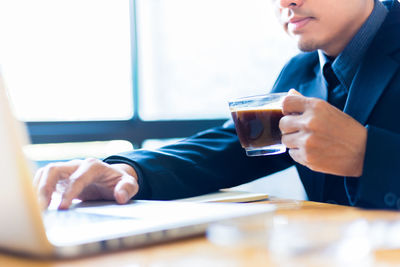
[0,0,306,199]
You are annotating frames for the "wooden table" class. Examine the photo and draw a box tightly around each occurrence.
[2,198,400,267]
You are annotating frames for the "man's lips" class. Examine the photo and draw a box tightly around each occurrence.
[287,17,313,33]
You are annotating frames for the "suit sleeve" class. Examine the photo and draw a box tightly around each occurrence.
[351,125,400,209]
[102,54,314,201]
[104,121,293,200]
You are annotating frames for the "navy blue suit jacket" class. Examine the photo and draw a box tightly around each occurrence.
[105,1,400,209]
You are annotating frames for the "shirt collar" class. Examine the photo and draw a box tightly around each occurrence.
[318,0,388,91]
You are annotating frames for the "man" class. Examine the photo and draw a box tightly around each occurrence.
[35,0,400,210]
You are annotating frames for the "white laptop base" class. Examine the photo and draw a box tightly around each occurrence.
[42,200,274,258]
[0,70,275,258]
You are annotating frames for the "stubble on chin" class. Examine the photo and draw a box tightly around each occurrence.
[296,38,319,52]
[286,30,319,53]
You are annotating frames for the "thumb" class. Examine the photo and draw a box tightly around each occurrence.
[114,176,139,204]
[288,88,302,96]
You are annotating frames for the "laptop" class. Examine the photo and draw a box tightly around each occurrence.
[0,70,275,258]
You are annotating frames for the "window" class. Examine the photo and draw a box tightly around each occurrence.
[137,0,298,120]
[0,0,297,154]
[0,0,133,122]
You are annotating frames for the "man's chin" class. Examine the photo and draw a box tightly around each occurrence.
[295,38,319,52]
[297,44,319,53]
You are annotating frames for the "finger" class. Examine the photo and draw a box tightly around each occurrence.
[281,131,303,149]
[33,168,46,209]
[279,114,302,135]
[37,162,80,209]
[288,148,305,166]
[114,175,138,204]
[33,167,44,189]
[58,160,100,209]
[288,88,302,96]
[282,95,308,115]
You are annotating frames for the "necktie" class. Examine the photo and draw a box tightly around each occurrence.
[321,61,354,204]
[323,62,340,89]
[323,62,347,111]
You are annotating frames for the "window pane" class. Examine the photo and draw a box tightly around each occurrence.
[137,0,298,121]
[0,0,133,121]
[142,138,183,150]
[24,140,133,163]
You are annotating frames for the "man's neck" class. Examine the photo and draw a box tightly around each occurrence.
[322,0,375,57]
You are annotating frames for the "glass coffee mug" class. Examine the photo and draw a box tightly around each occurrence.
[229,93,287,156]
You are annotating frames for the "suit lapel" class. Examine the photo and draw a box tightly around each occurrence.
[298,64,328,101]
[343,51,399,125]
[343,5,400,125]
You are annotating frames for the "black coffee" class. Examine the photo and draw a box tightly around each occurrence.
[231,108,284,149]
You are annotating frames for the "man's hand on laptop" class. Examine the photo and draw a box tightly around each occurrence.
[33,158,139,210]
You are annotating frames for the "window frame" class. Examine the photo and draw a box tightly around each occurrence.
[26,0,227,148]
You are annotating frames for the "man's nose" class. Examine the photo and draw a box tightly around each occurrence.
[278,0,304,8]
